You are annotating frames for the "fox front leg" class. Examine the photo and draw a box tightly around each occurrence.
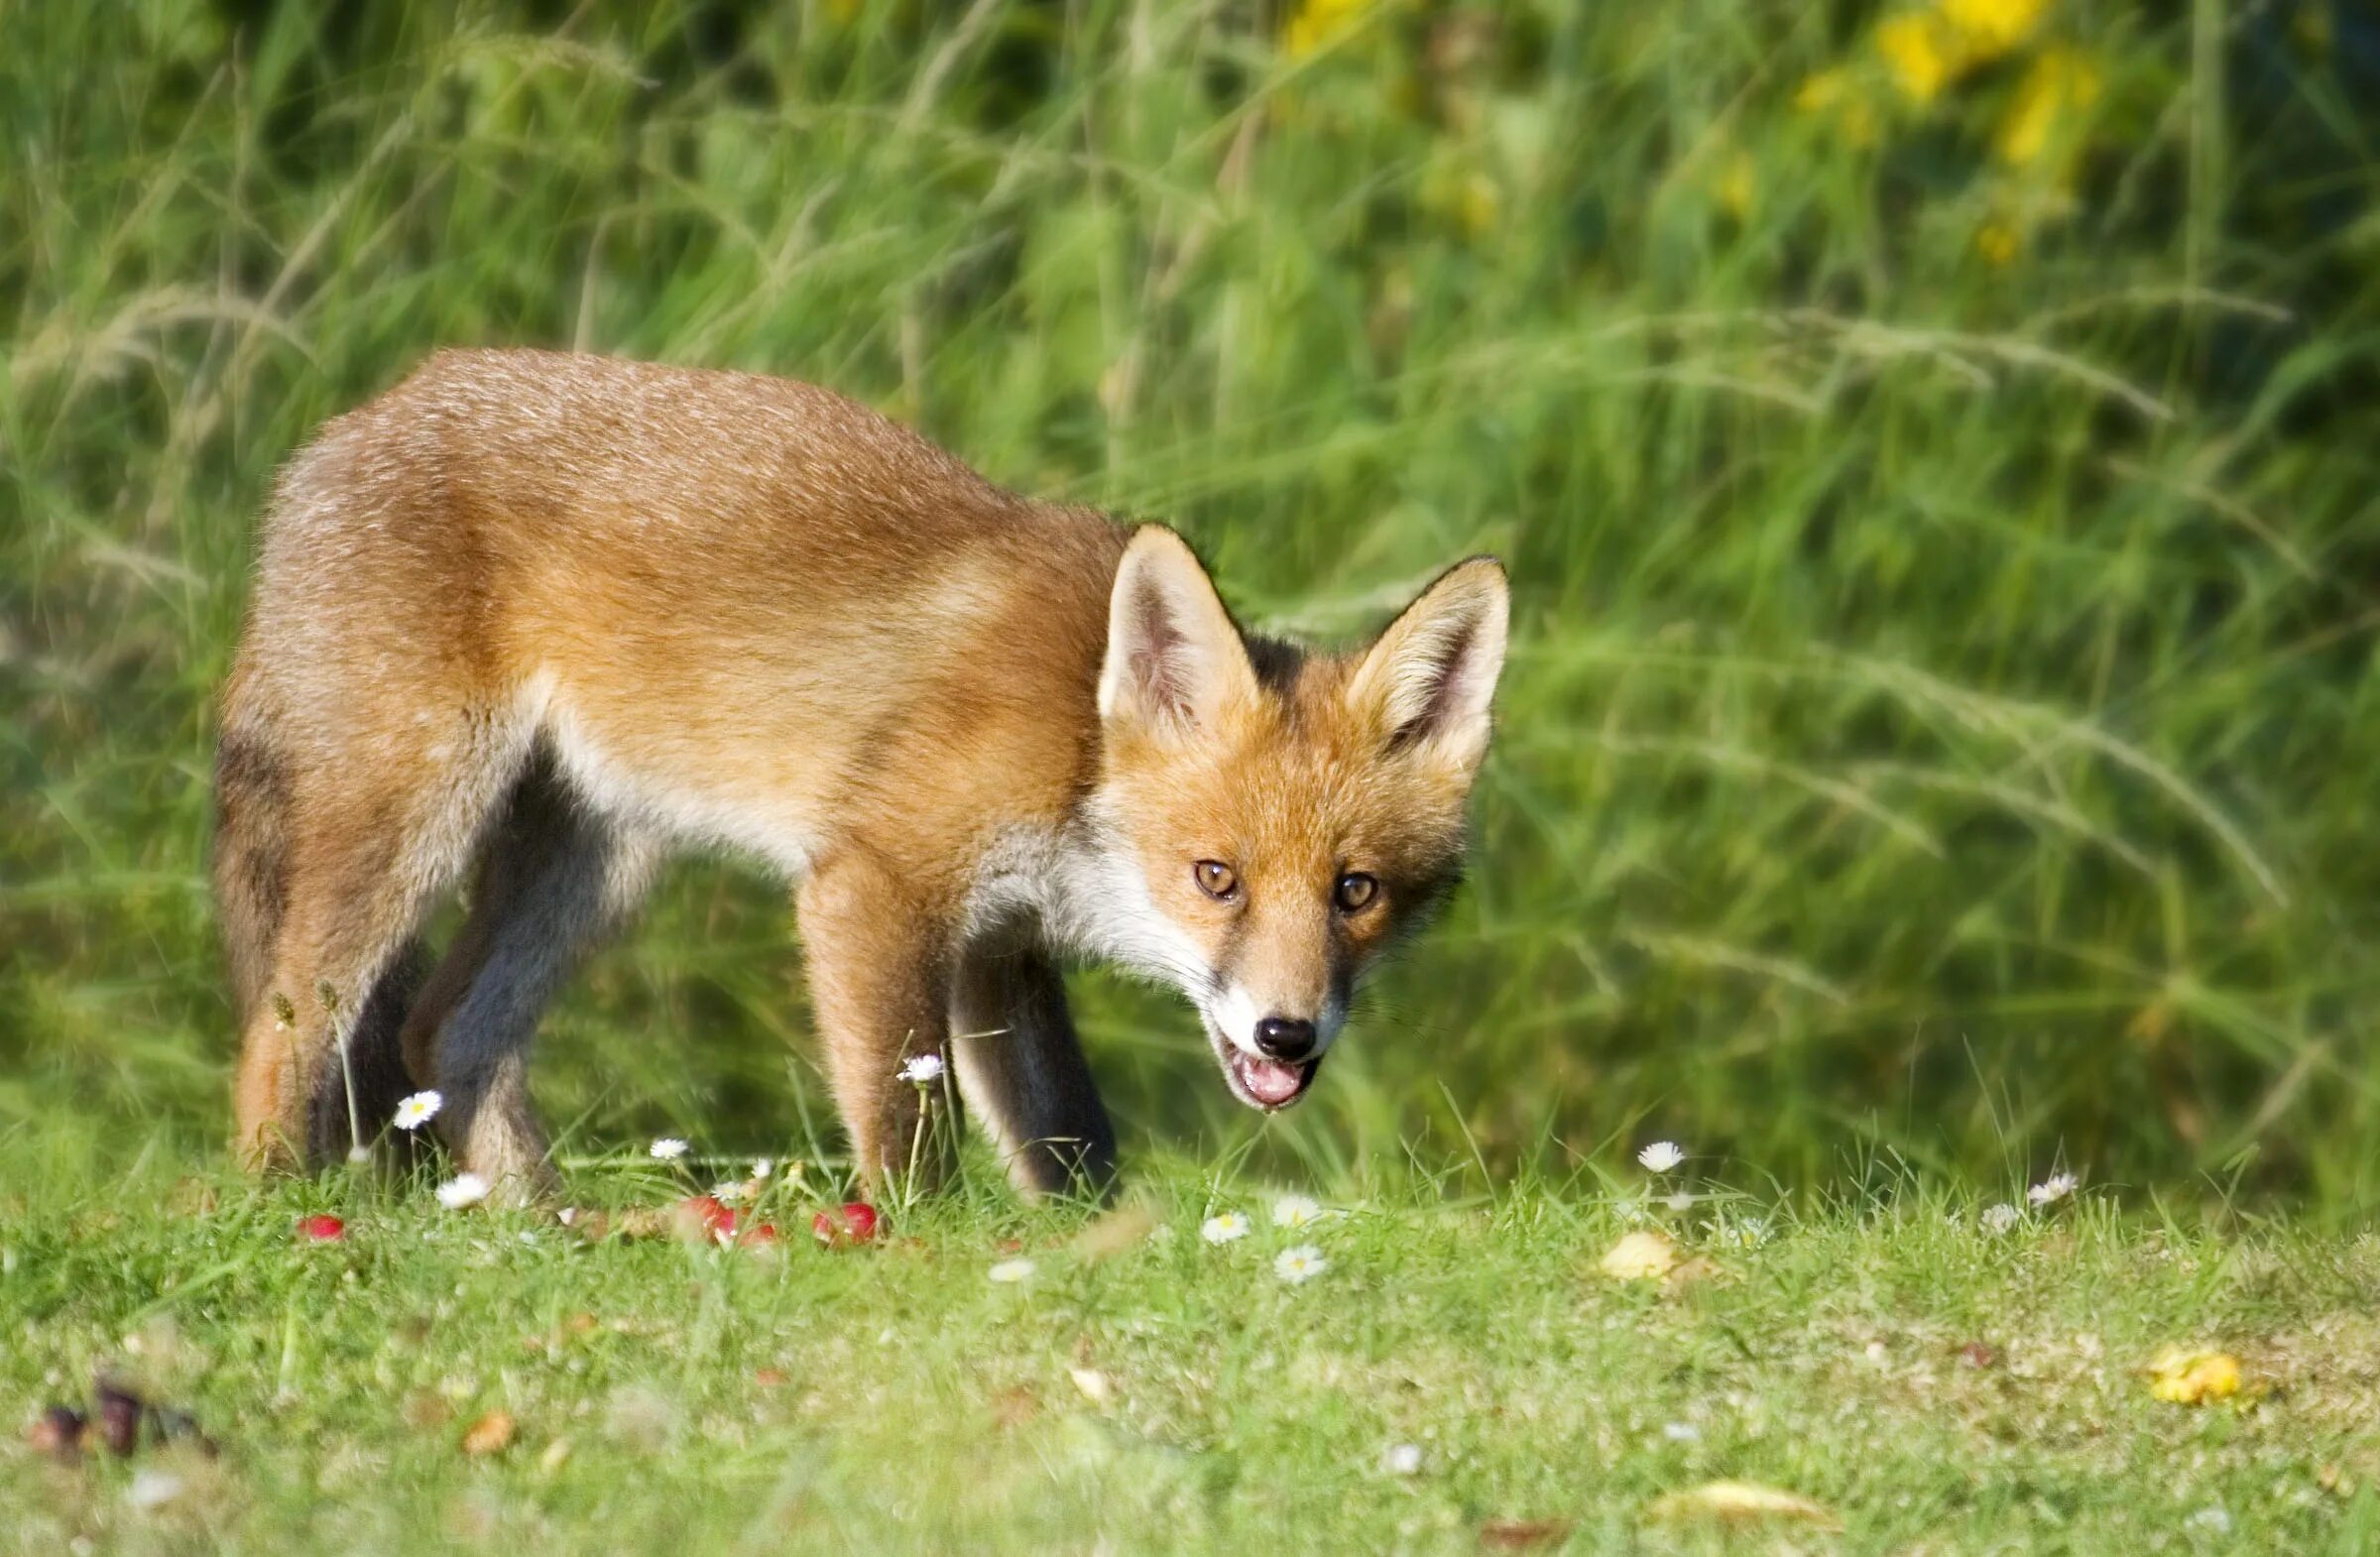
[795,854,961,1195]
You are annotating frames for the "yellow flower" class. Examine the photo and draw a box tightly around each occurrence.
[1940,0,2049,59]
[2293,2,2331,53]
[1876,13,1956,104]
[1839,97,1879,149]
[1420,159,1500,238]
[2146,1348,2243,1404]
[1975,220,2020,266]
[1996,47,2101,167]
[1793,68,1848,115]
[1283,0,1370,60]
[1716,152,1755,220]
[1793,67,1879,149]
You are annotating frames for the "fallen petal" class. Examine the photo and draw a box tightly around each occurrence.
[1481,1517,1574,1549]
[1644,1480,1841,1528]
[27,1405,86,1461]
[461,1411,517,1456]
[1599,1230,1680,1281]
[2145,1348,2243,1404]
[1072,1202,1157,1262]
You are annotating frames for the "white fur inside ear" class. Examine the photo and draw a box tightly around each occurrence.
[1098,530,1254,731]
[1356,562,1509,766]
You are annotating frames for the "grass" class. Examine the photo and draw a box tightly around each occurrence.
[7,1,2379,1202]
[8,3,2380,1198]
[3,2,2380,1544]
[5,1148,2379,1554]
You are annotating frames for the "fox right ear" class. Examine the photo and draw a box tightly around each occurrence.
[1099,528,1258,736]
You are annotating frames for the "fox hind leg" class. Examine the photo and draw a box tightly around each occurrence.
[402,756,654,1200]
[949,934,1117,1201]
[231,720,525,1171]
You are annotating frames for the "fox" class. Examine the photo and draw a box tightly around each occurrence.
[213,348,1509,1202]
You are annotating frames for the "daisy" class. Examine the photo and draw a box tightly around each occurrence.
[751,1157,774,1180]
[1980,1202,2022,1234]
[1637,1140,1686,1174]
[1274,1245,1327,1283]
[1271,1194,1328,1229]
[1201,1211,1250,1245]
[435,1173,489,1210]
[649,1138,689,1161]
[392,1090,442,1131]
[897,1053,946,1085]
[711,1180,748,1205]
[2027,1172,2078,1207]
[987,1258,1036,1284]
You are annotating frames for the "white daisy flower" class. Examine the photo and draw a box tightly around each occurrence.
[392,1090,442,1131]
[1201,1211,1250,1245]
[2027,1172,2078,1207]
[649,1138,689,1161]
[987,1258,1036,1284]
[1271,1194,1328,1229]
[750,1157,774,1180]
[1274,1245,1328,1283]
[1385,1443,1424,1476]
[1980,1203,2022,1234]
[711,1180,747,1205]
[897,1053,946,1085]
[1636,1140,1686,1174]
[435,1173,489,1210]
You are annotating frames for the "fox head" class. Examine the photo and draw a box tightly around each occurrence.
[1086,526,1509,1112]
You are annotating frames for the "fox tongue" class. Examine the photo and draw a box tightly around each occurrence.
[1239,1055,1304,1106]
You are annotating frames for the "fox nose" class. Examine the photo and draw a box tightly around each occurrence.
[1253,1017,1317,1062]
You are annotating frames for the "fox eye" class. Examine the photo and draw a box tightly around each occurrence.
[1193,860,1240,900]
[1334,872,1379,913]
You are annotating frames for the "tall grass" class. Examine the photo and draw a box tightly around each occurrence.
[5,1,2377,1206]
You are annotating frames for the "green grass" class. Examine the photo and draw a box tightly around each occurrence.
[7,1,2379,1201]
[5,1151,2378,1554]
[4,7,2380,1543]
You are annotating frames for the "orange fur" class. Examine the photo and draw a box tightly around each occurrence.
[214,349,1507,1199]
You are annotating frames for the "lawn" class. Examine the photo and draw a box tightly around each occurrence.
[6,1,2380,1550]
[5,1147,2377,1554]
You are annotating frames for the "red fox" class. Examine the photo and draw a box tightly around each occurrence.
[214,350,1508,1200]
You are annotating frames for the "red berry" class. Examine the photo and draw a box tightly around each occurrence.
[673,1195,738,1244]
[809,1201,881,1247]
[738,1222,780,1251]
[296,1214,346,1243]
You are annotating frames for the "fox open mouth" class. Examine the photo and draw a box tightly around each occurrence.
[1216,1039,1322,1111]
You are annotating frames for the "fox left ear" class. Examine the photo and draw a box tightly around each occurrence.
[1346,557,1509,773]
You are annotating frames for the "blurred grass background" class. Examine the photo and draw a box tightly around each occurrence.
[4,0,2377,1207]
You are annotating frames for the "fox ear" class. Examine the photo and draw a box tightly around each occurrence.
[1346,557,1509,772]
[1099,527,1259,736]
